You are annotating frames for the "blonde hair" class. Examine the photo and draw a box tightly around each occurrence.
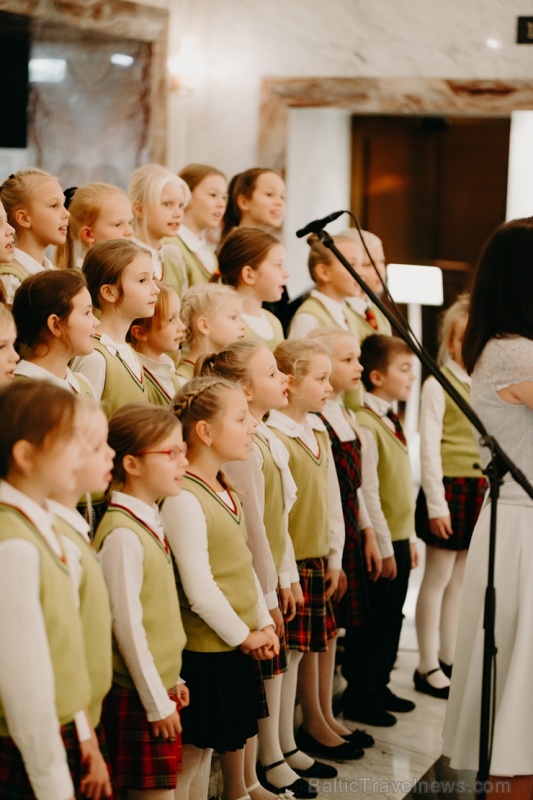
[0,168,56,229]
[128,164,191,232]
[129,281,178,348]
[438,292,470,366]
[56,183,130,270]
[307,326,358,353]
[306,232,360,283]
[173,376,237,442]
[180,283,240,350]
[179,163,226,196]
[274,338,329,384]
[195,339,264,383]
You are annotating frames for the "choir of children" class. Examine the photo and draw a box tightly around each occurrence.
[0,163,484,800]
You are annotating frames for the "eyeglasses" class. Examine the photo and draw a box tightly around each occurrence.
[135,444,187,460]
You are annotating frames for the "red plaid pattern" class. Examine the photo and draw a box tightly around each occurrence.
[0,722,86,800]
[416,476,486,551]
[101,684,181,791]
[285,557,337,652]
[319,415,371,628]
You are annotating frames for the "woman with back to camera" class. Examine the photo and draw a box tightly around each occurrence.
[443,216,533,799]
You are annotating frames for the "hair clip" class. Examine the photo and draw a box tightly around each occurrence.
[64,186,78,210]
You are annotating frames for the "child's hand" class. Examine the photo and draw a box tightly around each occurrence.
[176,683,190,709]
[324,567,340,599]
[363,526,382,581]
[262,624,280,656]
[151,709,182,739]
[381,555,397,580]
[291,581,304,607]
[79,736,112,799]
[269,604,285,637]
[280,586,296,622]
[332,569,348,602]
[240,629,270,655]
[429,516,453,539]
[410,542,419,569]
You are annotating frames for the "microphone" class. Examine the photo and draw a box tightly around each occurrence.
[295,210,346,238]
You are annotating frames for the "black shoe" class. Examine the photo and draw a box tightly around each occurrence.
[295,727,365,762]
[343,728,375,748]
[256,762,317,799]
[414,669,450,699]
[343,705,397,727]
[439,659,453,679]
[284,750,338,779]
[382,688,416,712]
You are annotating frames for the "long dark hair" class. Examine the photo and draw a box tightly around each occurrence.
[462,216,533,374]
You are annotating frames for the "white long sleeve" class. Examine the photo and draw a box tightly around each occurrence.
[358,426,395,559]
[162,490,271,644]
[224,449,280,610]
[419,375,449,518]
[97,527,176,721]
[0,539,75,800]
[71,349,106,401]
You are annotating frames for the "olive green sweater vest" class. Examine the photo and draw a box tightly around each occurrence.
[269,429,330,560]
[0,259,31,284]
[356,407,415,541]
[289,296,361,339]
[175,360,194,384]
[144,367,181,407]
[175,474,258,652]
[439,366,483,478]
[255,432,287,572]
[0,505,90,735]
[242,311,285,353]
[348,303,392,342]
[94,506,186,691]
[162,236,216,296]
[55,517,112,727]
[93,338,148,417]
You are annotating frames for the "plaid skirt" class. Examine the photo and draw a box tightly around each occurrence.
[101,683,181,791]
[416,476,486,551]
[285,557,337,653]
[257,596,288,679]
[333,533,371,630]
[0,721,84,800]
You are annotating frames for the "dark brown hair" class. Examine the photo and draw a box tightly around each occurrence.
[82,239,149,309]
[179,163,226,195]
[360,334,412,391]
[0,380,77,477]
[221,168,281,241]
[462,217,533,374]
[216,227,281,288]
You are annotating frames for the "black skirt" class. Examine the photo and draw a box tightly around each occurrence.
[180,648,259,752]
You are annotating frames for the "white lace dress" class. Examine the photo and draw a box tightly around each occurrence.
[443,336,533,775]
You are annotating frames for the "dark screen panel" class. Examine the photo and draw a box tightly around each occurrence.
[0,12,30,148]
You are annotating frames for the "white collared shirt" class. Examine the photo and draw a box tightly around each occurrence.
[289,289,350,339]
[0,248,54,305]
[132,237,163,280]
[267,409,346,569]
[138,352,178,400]
[15,359,94,396]
[97,491,178,722]
[177,224,217,275]
[420,358,472,518]
[0,481,85,800]
[72,333,143,401]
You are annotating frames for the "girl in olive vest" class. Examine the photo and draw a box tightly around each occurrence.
[162,377,278,800]
[73,239,160,415]
[216,228,287,352]
[268,340,364,767]
[197,342,316,799]
[0,380,108,800]
[12,269,99,397]
[414,294,485,698]
[94,403,189,798]
[129,282,186,405]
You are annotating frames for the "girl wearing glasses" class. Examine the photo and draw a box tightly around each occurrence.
[93,403,189,799]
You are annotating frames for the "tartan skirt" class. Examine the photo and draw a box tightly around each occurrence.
[101,683,181,791]
[416,476,486,551]
[180,648,260,752]
[285,557,337,653]
[333,532,371,630]
[0,721,84,800]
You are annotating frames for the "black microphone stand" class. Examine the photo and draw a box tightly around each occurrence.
[312,225,533,798]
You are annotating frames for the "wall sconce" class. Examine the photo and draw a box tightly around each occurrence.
[168,35,209,94]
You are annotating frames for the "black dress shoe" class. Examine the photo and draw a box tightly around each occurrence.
[342,705,397,727]
[256,761,317,799]
[284,750,338,779]
[343,728,375,748]
[439,659,453,679]
[295,727,365,762]
[414,669,450,699]
[382,688,416,712]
